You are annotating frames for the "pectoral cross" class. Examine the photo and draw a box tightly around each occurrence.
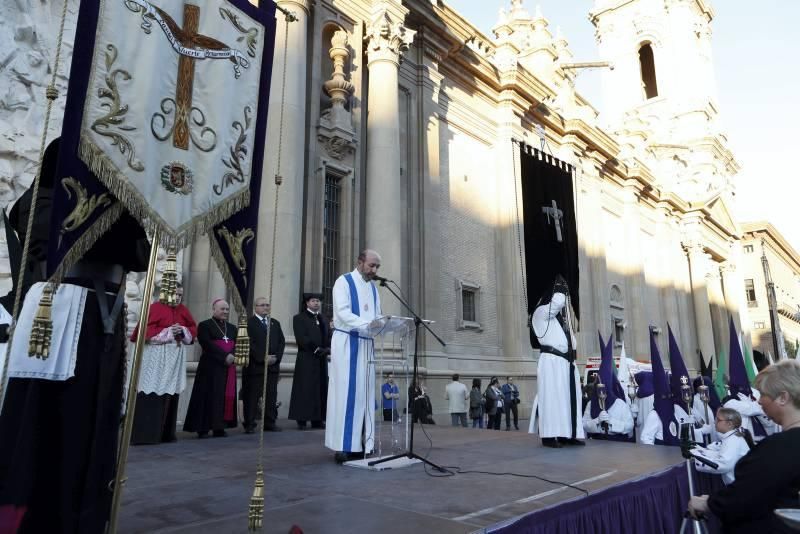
[541,199,564,242]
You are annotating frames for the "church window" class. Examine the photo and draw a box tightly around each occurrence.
[457,279,481,331]
[753,321,766,330]
[610,284,625,347]
[744,245,754,253]
[638,43,659,99]
[745,278,757,307]
[613,318,625,348]
[322,173,342,317]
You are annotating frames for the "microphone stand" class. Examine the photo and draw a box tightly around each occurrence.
[368,279,447,472]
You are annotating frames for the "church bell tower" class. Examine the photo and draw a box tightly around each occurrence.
[589,0,736,200]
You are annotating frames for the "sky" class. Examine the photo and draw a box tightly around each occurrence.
[445,0,800,253]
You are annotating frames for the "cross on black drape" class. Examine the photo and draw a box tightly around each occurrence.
[519,144,580,348]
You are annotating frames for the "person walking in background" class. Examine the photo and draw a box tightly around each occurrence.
[486,377,505,430]
[502,376,520,431]
[470,378,485,428]
[382,373,400,422]
[445,374,469,427]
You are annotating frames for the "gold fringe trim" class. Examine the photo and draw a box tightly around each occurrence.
[49,202,126,286]
[78,135,251,251]
[209,237,246,315]
[248,468,265,531]
[234,314,250,367]
[28,283,55,359]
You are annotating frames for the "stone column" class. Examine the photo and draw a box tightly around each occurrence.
[254,0,310,326]
[684,243,716,363]
[721,262,742,330]
[707,267,727,361]
[655,205,679,336]
[417,42,445,355]
[364,4,415,312]
[621,185,647,357]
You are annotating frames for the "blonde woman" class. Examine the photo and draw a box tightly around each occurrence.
[689,359,800,532]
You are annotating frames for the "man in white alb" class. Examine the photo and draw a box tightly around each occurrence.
[326,249,383,463]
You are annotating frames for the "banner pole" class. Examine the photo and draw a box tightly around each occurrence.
[107,228,161,534]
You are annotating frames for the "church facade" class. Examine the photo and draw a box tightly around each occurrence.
[0,0,751,418]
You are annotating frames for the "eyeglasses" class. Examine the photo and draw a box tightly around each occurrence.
[715,418,733,423]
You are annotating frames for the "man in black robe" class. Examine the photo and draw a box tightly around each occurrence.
[242,297,285,433]
[0,138,151,534]
[183,299,238,438]
[289,293,330,430]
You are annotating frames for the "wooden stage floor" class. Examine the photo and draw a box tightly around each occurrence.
[118,420,684,533]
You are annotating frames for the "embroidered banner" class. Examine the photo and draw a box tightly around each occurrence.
[46,0,276,312]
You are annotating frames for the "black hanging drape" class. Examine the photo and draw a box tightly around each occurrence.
[519,144,580,348]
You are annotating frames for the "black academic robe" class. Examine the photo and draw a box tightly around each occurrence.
[288,310,330,423]
[241,315,285,429]
[182,319,238,433]
[0,213,149,534]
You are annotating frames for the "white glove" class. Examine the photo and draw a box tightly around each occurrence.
[630,404,639,416]
[699,424,713,435]
[599,410,610,423]
[737,392,750,402]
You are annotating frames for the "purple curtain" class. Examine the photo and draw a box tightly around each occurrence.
[488,465,723,534]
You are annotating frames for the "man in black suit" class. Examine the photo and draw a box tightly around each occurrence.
[242,297,285,433]
[289,293,330,430]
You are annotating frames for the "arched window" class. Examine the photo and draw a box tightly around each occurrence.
[610,284,625,347]
[638,43,658,99]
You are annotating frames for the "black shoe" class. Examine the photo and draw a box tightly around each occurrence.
[542,437,563,448]
[311,421,325,429]
[264,425,282,432]
[515,426,519,430]
[212,430,228,438]
[505,427,511,431]
[244,427,255,434]
[296,421,308,430]
[197,432,208,439]
[559,437,585,446]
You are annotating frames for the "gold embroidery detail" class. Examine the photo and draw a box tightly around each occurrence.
[60,177,113,234]
[219,7,259,58]
[217,226,255,284]
[91,44,144,172]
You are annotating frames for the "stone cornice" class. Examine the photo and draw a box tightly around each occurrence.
[742,222,800,273]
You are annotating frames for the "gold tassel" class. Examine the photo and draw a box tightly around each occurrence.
[28,283,55,359]
[234,314,250,367]
[158,248,178,306]
[248,468,265,531]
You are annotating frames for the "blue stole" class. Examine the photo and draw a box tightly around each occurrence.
[341,273,377,452]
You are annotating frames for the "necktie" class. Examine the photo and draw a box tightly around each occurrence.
[261,317,267,327]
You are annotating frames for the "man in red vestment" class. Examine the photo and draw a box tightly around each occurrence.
[130,284,197,444]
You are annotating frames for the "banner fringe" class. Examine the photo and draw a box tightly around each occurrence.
[209,237,246,315]
[49,201,126,286]
[78,135,251,251]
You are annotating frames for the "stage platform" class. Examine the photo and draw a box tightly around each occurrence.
[118,420,687,533]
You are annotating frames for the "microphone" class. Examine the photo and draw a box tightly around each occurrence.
[372,275,390,284]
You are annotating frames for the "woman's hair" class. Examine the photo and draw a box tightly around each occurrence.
[755,359,800,409]
[490,376,498,385]
[716,407,742,428]
[472,378,481,389]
